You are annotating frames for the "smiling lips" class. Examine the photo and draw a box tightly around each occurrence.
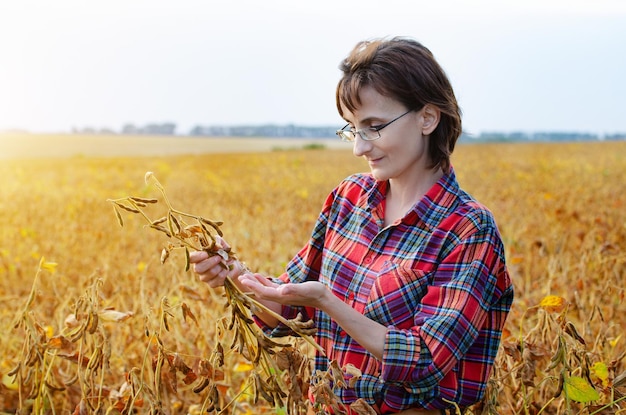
[367,156,383,165]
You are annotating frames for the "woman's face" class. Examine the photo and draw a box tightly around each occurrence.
[341,86,433,183]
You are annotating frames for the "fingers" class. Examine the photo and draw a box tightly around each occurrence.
[238,273,273,289]
[252,273,278,287]
[191,251,230,288]
[238,274,286,304]
[237,273,256,287]
[188,250,208,264]
[191,253,220,273]
[238,275,269,299]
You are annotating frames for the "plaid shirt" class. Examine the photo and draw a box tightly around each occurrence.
[260,168,513,412]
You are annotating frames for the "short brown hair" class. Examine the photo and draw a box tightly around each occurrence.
[336,37,462,174]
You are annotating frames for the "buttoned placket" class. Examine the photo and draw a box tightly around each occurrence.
[346,226,393,304]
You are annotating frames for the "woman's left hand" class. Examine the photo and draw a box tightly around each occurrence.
[238,273,328,309]
[239,273,387,359]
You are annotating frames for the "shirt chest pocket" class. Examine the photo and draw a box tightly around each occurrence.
[363,265,433,329]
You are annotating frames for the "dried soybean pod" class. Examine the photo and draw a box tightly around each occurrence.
[86,311,98,334]
[87,347,102,371]
[150,224,172,238]
[192,377,211,394]
[216,342,225,367]
[114,202,140,214]
[160,248,170,264]
[255,374,275,406]
[63,371,79,387]
[130,197,158,204]
[554,371,564,398]
[45,380,66,392]
[166,212,177,236]
[205,383,219,412]
[152,216,168,225]
[113,206,124,227]
[170,213,182,234]
[251,375,259,404]
[200,217,224,236]
[7,362,20,377]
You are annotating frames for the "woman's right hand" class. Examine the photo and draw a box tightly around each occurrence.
[188,238,245,288]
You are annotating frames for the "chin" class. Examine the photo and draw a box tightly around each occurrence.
[370,169,390,181]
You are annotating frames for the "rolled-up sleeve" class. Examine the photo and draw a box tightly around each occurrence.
[380,221,508,403]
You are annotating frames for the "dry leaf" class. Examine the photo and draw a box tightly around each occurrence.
[48,335,72,350]
[349,399,377,415]
[181,302,199,326]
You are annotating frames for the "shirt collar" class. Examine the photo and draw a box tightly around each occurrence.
[365,166,460,231]
[413,166,460,231]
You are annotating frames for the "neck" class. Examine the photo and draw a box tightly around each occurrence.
[391,167,443,203]
[384,167,443,224]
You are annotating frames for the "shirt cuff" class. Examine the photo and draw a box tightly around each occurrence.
[381,327,422,382]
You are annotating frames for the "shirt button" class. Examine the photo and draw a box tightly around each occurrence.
[347,292,355,301]
[339,330,347,337]
[364,257,372,264]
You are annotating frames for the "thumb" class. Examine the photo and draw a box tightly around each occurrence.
[214,236,231,251]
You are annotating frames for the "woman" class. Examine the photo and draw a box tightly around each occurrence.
[190,37,513,414]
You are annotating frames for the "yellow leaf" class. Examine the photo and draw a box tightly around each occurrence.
[510,255,524,265]
[609,334,622,348]
[539,295,566,313]
[234,362,254,372]
[2,373,18,391]
[41,260,58,274]
[591,362,610,387]
[44,325,54,339]
[564,375,600,403]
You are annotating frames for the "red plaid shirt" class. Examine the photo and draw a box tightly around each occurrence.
[259,168,513,413]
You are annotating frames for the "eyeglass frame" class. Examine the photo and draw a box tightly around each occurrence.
[335,108,416,142]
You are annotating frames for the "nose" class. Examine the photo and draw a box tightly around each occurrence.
[352,135,372,158]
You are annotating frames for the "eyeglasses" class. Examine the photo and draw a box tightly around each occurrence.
[336,109,413,142]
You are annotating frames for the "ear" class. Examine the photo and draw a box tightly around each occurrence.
[421,104,440,136]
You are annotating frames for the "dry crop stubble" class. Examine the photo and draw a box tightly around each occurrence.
[0,141,625,414]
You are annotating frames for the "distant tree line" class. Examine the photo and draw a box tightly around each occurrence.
[189,124,337,138]
[70,123,626,142]
[121,123,177,135]
[463,131,626,143]
[71,123,177,136]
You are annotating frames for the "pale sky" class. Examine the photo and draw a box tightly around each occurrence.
[1,0,625,136]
